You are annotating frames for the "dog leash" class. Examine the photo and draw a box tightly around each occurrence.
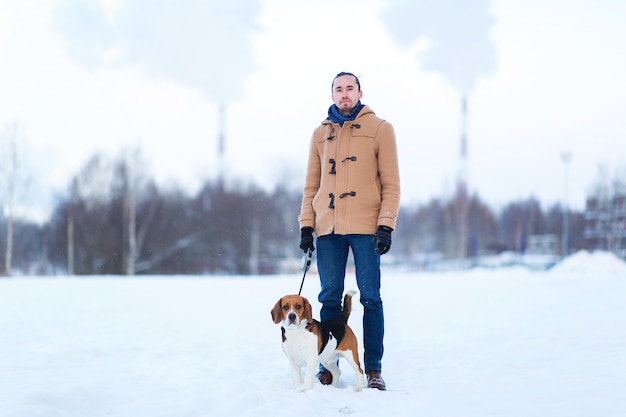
[298,249,313,295]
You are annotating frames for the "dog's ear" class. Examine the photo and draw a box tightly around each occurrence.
[303,297,313,323]
[271,298,284,324]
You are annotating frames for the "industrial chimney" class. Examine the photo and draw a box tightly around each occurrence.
[457,96,469,262]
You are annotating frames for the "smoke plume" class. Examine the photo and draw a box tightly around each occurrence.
[53,0,262,102]
[382,0,497,95]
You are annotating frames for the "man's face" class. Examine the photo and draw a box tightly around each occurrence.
[332,75,363,115]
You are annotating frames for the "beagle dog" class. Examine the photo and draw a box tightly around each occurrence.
[270,290,364,391]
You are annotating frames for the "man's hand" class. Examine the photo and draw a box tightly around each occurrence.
[372,226,393,255]
[299,227,315,253]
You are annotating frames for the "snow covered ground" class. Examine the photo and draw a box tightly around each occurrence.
[1,250,625,417]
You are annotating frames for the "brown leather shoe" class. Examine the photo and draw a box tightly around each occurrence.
[366,371,386,390]
[316,370,333,385]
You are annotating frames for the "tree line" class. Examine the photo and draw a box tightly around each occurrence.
[1,151,585,276]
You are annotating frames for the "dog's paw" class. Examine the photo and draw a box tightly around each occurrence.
[297,383,313,392]
[355,375,365,392]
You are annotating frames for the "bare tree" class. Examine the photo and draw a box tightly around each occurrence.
[0,122,23,275]
[121,149,139,275]
[67,179,78,275]
[116,147,158,275]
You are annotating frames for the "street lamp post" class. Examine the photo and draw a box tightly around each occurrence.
[561,151,572,257]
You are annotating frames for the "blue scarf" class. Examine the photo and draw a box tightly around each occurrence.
[327,101,364,126]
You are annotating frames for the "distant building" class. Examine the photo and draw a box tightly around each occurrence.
[527,234,559,256]
[584,192,626,259]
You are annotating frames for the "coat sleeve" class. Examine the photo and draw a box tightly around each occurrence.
[298,130,322,230]
[377,121,401,230]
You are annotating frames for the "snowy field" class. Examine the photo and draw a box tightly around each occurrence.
[1,250,625,417]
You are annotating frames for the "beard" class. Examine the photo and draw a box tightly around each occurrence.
[337,100,356,115]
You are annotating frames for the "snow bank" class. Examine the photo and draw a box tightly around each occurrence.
[550,250,626,275]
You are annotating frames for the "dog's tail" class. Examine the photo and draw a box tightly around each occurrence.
[341,290,357,323]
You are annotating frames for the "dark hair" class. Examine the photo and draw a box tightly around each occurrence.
[332,72,361,91]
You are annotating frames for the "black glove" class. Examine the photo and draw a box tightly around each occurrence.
[299,227,315,253]
[372,226,393,255]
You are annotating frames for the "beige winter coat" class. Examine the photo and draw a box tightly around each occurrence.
[298,105,401,237]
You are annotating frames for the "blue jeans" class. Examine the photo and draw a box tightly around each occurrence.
[316,233,384,372]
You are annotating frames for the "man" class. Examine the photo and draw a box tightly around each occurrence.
[298,72,401,390]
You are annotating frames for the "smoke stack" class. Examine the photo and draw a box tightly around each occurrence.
[457,95,469,262]
[218,103,225,156]
[459,96,468,194]
[217,103,226,188]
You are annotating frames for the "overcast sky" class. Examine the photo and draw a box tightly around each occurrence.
[1,0,625,221]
